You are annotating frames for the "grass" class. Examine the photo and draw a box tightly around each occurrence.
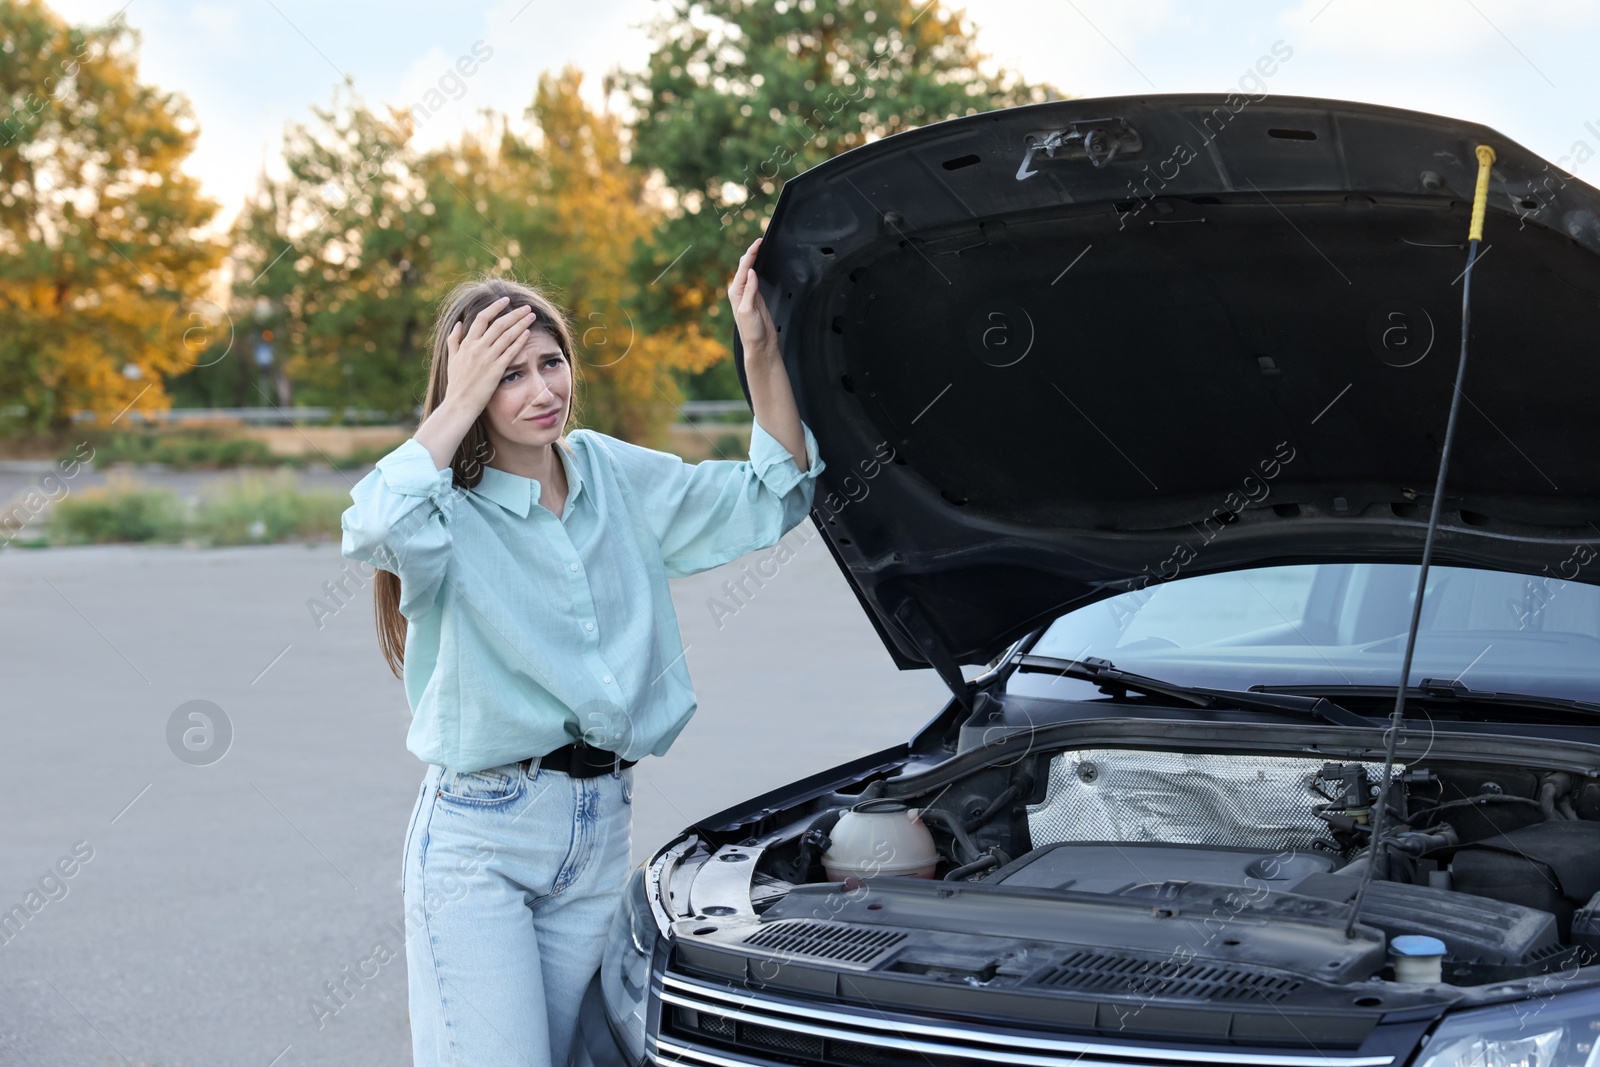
[36,470,347,548]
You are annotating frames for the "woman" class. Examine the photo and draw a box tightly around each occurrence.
[339,238,824,1067]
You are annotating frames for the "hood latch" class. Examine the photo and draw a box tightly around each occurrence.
[1016,118,1143,180]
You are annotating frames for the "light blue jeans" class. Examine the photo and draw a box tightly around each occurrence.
[401,757,634,1067]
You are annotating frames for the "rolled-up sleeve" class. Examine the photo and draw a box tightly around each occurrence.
[606,417,825,578]
[340,438,458,619]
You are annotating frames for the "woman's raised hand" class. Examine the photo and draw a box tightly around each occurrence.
[444,296,537,417]
[729,237,778,361]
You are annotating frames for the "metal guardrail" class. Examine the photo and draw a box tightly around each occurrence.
[44,400,753,427]
[678,400,751,419]
[65,406,400,426]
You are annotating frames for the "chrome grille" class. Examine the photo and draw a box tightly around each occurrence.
[652,972,1395,1067]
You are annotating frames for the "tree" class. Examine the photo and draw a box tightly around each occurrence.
[482,67,724,444]
[620,0,1059,399]
[225,85,438,419]
[0,0,225,433]
[222,69,721,446]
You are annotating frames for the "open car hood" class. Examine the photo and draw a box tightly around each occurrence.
[742,94,1600,694]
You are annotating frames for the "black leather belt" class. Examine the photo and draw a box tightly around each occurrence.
[527,742,636,779]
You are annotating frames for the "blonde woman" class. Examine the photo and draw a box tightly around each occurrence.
[340,239,823,1066]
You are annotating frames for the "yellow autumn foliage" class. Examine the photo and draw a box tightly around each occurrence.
[482,66,732,446]
[0,0,225,432]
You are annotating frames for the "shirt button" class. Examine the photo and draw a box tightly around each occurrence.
[602,674,613,684]
[584,622,594,631]
[569,562,580,572]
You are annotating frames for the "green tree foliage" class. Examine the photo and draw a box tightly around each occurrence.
[225,86,436,417]
[621,0,1058,399]
[483,67,726,444]
[2,0,1060,440]
[0,0,225,432]
[221,70,721,445]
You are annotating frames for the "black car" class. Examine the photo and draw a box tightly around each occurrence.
[572,94,1600,1067]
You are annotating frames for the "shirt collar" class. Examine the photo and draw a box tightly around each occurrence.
[471,442,583,518]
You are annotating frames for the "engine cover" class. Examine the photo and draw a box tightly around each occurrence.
[1292,872,1576,982]
[987,842,1337,895]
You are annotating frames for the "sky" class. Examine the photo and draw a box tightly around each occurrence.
[37,0,1600,236]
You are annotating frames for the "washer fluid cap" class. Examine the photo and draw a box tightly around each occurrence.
[1390,934,1447,984]
[1391,935,1447,957]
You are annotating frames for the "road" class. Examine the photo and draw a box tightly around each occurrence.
[0,517,951,1065]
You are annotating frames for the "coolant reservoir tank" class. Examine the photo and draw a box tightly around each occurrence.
[821,799,938,880]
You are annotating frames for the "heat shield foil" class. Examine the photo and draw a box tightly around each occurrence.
[1025,749,1385,853]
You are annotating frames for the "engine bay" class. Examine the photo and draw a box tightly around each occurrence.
[685,743,1600,996]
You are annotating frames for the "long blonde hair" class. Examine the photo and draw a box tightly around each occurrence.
[374,276,582,678]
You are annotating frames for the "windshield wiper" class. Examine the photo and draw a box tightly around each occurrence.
[1011,654,1375,727]
[1252,679,1600,721]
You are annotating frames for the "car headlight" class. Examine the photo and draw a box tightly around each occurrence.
[1414,988,1600,1067]
[600,862,664,1062]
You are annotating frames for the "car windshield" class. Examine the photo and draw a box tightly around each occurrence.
[1023,563,1600,706]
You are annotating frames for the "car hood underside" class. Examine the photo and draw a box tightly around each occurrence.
[749,94,1600,679]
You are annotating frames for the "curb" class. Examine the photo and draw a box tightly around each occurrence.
[0,461,73,474]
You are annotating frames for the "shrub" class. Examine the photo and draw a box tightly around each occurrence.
[190,470,348,546]
[211,437,279,467]
[43,470,347,547]
[74,429,295,470]
[330,443,397,470]
[711,432,745,460]
[48,476,187,545]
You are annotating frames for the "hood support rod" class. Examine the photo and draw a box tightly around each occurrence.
[1345,144,1498,940]
[893,597,974,714]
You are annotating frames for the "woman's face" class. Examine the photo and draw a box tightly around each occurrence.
[479,325,572,454]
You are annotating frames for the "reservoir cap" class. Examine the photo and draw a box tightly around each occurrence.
[1391,935,1447,958]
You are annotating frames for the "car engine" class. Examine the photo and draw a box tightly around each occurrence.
[734,746,1600,988]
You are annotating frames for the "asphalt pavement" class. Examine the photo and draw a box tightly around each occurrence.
[0,515,950,1065]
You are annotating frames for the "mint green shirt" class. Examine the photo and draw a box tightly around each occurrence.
[340,419,824,773]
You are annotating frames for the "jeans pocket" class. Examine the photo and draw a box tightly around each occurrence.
[437,762,524,806]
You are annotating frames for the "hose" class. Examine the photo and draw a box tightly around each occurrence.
[1542,773,1575,820]
[1410,794,1543,827]
[963,777,1031,833]
[918,808,985,866]
[781,807,845,882]
[944,851,1004,881]
[1390,825,1458,856]
[1335,855,1372,881]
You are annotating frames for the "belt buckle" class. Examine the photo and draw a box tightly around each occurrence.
[573,740,620,778]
